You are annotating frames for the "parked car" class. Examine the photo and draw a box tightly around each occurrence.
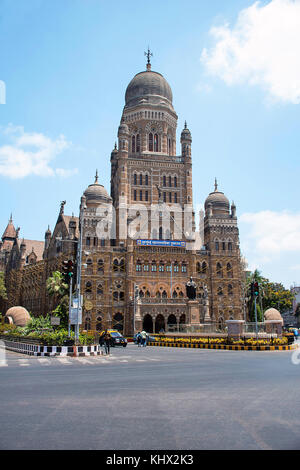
[99,330,127,347]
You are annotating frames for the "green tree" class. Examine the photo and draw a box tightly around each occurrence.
[245,270,294,320]
[46,271,69,328]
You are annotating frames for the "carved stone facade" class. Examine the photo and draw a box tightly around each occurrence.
[2,57,243,333]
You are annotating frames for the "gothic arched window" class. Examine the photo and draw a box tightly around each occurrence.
[132,135,136,153]
[154,134,159,152]
[217,263,223,278]
[134,173,137,185]
[149,133,153,151]
[136,134,140,152]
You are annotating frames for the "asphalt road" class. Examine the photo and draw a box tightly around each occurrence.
[1,343,300,450]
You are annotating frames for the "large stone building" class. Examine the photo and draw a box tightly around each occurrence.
[2,55,243,334]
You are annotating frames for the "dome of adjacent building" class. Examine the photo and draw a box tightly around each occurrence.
[264,308,283,321]
[125,70,173,109]
[83,172,112,204]
[205,180,230,213]
[5,306,31,327]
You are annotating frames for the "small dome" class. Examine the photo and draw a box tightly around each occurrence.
[264,308,283,321]
[125,70,173,109]
[205,180,230,214]
[5,306,31,327]
[83,172,112,204]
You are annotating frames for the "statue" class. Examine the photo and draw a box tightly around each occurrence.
[155,184,163,203]
[186,277,197,300]
[203,284,208,299]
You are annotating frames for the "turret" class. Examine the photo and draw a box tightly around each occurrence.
[181,121,192,158]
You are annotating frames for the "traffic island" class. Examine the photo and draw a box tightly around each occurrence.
[0,338,103,356]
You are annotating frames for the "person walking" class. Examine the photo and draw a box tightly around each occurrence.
[102,329,111,355]
[136,332,142,347]
[141,330,147,347]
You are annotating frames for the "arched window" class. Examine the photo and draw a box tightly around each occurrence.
[163,175,166,187]
[172,290,178,298]
[151,261,157,272]
[173,262,179,272]
[113,291,119,301]
[136,134,140,153]
[139,173,143,185]
[154,134,159,152]
[98,259,104,274]
[162,290,167,298]
[215,240,219,251]
[96,315,102,331]
[217,286,223,296]
[217,263,223,278]
[174,176,177,187]
[132,135,136,153]
[136,261,142,272]
[134,173,137,185]
[145,174,149,186]
[202,262,207,275]
[169,175,172,187]
[139,289,144,298]
[113,259,119,272]
[159,226,163,240]
[181,262,187,273]
[159,261,164,272]
[149,133,153,151]
[227,263,233,278]
[113,313,124,333]
[145,290,150,298]
[119,259,125,272]
[228,284,233,295]
[85,281,92,293]
[174,193,178,203]
[228,241,233,251]
[134,190,137,201]
[168,138,172,155]
[97,284,103,296]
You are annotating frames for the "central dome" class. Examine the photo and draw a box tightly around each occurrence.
[125,70,173,109]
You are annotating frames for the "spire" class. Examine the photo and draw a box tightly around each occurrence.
[214,178,218,192]
[9,213,13,223]
[144,46,153,71]
[114,142,117,150]
[95,169,99,183]
[184,120,187,129]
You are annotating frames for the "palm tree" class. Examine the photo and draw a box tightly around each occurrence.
[46,271,68,299]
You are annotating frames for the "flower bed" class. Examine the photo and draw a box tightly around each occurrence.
[152,334,289,347]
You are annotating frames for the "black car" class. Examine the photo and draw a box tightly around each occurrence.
[109,331,127,347]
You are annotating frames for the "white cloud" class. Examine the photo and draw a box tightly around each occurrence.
[201,0,300,103]
[240,210,300,256]
[239,210,300,286]
[0,124,74,179]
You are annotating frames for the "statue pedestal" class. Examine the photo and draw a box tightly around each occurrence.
[188,300,200,325]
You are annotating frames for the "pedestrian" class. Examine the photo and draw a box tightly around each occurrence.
[141,330,147,347]
[136,332,142,347]
[102,329,111,355]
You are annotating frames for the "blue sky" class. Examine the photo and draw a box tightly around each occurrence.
[1,0,300,288]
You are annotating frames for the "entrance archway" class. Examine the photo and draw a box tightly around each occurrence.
[155,314,165,333]
[143,314,153,333]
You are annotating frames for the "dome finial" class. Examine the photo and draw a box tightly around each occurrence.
[144,46,153,71]
[214,177,218,192]
[114,141,117,150]
[184,120,187,129]
[95,169,99,183]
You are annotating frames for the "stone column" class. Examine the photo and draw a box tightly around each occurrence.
[226,320,245,339]
[134,298,143,333]
[264,320,283,337]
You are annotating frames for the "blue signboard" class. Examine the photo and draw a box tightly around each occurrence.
[137,239,186,248]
